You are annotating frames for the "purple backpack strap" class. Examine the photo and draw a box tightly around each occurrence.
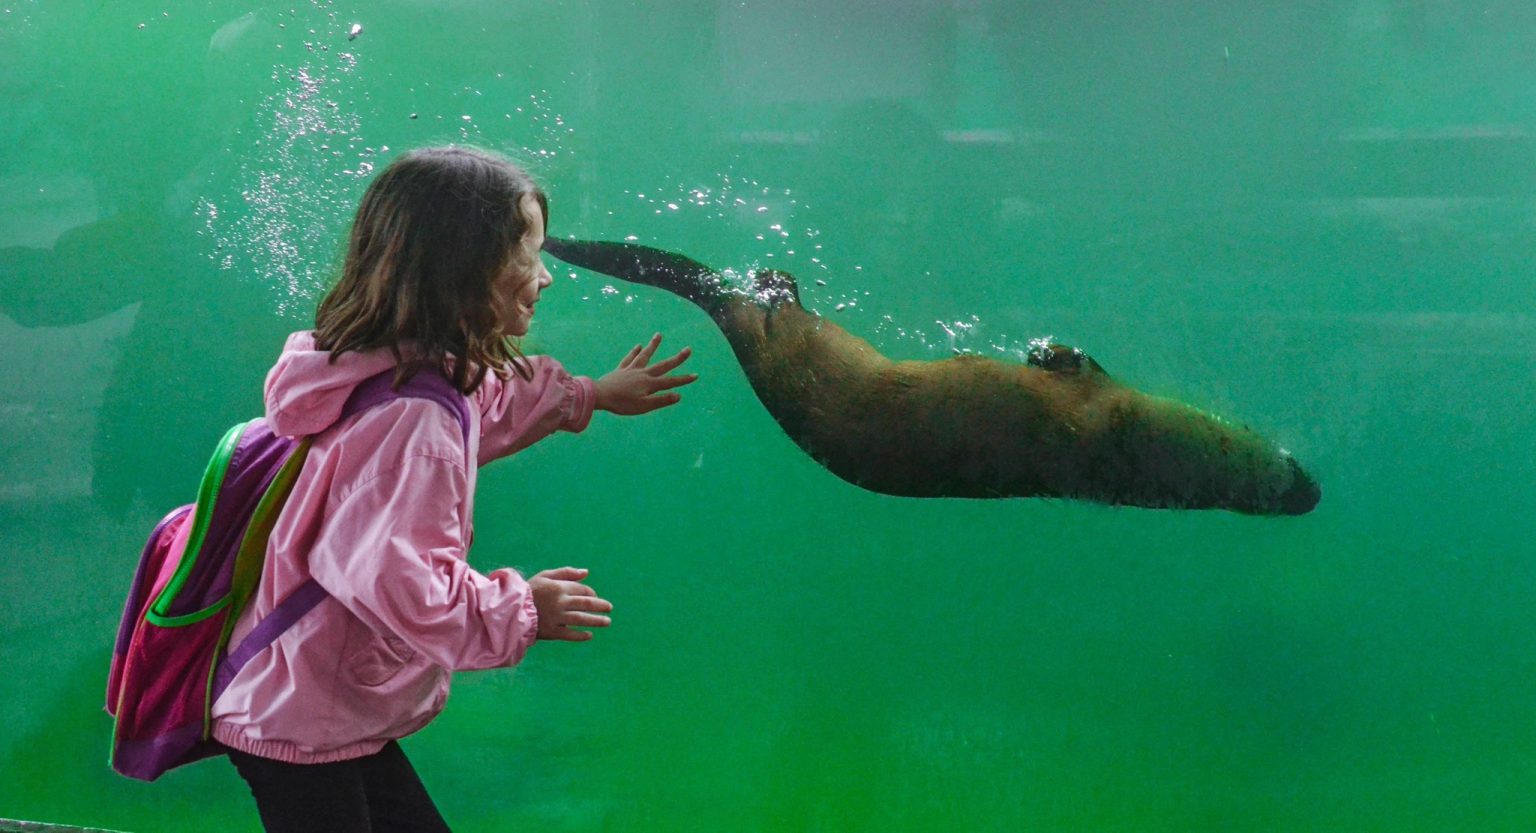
[212,368,472,697]
[341,367,472,445]
[211,579,328,699]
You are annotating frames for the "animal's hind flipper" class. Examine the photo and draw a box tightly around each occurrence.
[543,238,725,308]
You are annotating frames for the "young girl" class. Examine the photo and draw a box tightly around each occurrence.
[211,145,696,832]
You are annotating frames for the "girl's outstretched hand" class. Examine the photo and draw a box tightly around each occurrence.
[529,567,612,642]
[594,333,697,415]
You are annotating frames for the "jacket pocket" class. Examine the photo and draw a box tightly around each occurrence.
[347,634,417,687]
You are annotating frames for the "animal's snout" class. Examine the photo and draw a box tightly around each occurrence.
[1276,457,1321,515]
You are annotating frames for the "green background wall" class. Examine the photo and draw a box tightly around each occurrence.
[3,1,1535,830]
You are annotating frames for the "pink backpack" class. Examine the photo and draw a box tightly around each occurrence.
[107,369,469,781]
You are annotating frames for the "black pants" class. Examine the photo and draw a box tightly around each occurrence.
[226,741,451,833]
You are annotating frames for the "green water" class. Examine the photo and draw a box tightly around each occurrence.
[3,1,1535,830]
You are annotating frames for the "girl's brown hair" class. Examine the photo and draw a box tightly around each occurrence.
[314,145,548,393]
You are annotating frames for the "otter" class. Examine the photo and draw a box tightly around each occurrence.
[544,238,1319,516]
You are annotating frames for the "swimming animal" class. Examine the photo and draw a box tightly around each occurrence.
[544,238,1320,515]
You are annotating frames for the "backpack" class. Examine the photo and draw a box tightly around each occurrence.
[107,367,471,781]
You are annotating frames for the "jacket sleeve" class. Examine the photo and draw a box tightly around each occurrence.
[307,452,539,671]
[475,355,596,467]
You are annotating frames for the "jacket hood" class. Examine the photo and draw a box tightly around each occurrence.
[265,331,405,438]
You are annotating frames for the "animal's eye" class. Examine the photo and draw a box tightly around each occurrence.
[1026,342,1104,377]
[1027,342,1081,372]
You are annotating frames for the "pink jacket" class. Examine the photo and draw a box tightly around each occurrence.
[211,331,595,764]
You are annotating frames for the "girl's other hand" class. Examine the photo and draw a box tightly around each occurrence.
[529,567,612,642]
[594,333,698,415]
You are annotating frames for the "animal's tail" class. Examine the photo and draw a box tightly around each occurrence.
[542,238,728,311]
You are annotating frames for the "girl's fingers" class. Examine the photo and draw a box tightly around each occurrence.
[651,373,697,391]
[636,333,662,363]
[619,336,693,373]
[564,594,613,611]
[645,347,693,374]
[539,566,588,581]
[559,612,612,629]
[618,343,643,369]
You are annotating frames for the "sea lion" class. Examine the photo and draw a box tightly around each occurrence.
[544,238,1320,515]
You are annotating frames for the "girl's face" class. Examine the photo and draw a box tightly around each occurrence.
[495,193,552,338]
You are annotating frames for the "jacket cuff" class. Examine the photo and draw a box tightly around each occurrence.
[517,588,540,654]
[563,375,596,433]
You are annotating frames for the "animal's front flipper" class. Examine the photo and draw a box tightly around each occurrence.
[542,238,728,311]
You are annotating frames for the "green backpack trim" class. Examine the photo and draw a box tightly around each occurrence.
[145,421,247,627]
